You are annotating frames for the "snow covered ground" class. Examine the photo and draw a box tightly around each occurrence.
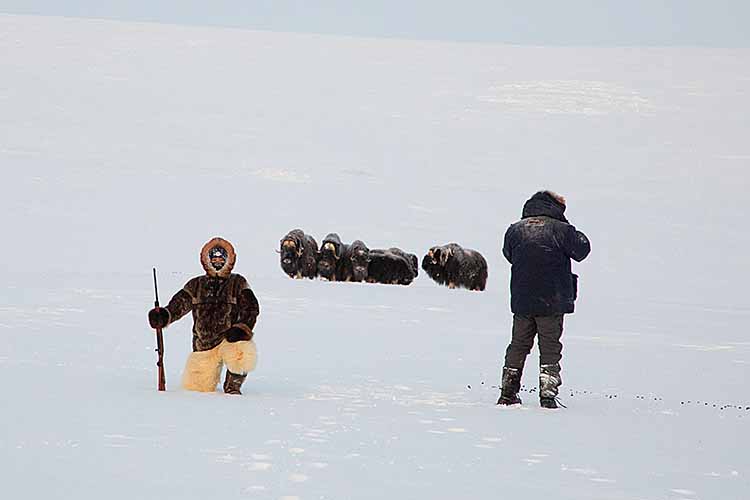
[1,14,749,500]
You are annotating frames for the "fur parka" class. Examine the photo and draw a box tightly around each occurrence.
[162,238,260,352]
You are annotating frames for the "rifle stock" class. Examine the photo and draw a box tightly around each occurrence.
[153,268,166,391]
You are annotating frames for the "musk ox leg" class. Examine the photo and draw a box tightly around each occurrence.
[182,347,223,392]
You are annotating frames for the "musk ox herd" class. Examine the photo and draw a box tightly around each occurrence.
[279,229,488,291]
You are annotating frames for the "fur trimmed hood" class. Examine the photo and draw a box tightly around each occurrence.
[522,190,568,223]
[200,237,237,278]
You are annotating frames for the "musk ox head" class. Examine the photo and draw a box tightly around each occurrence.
[347,240,370,282]
[422,243,487,291]
[422,246,447,284]
[317,233,343,281]
[279,229,306,278]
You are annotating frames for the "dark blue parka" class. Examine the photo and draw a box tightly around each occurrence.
[503,192,591,316]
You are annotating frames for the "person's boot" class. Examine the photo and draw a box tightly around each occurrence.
[496,366,522,405]
[539,363,562,409]
[540,397,558,409]
[223,371,247,395]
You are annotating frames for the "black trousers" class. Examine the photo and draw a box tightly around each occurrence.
[504,314,564,370]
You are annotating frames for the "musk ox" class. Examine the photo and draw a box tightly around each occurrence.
[279,229,319,279]
[317,233,348,281]
[422,243,488,291]
[338,239,370,282]
[366,247,419,285]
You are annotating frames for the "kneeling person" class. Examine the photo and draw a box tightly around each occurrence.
[148,237,260,395]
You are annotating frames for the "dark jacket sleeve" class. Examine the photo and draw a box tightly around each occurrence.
[164,287,194,326]
[502,226,514,263]
[233,277,260,337]
[564,226,591,262]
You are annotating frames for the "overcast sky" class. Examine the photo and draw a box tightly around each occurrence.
[1,0,748,47]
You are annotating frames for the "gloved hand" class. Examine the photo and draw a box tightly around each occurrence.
[148,307,170,329]
[224,325,253,342]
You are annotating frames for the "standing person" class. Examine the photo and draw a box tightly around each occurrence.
[147,237,260,395]
[498,191,590,409]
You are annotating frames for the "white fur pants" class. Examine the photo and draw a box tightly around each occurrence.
[182,339,257,392]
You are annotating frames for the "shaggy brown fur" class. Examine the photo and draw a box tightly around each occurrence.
[422,243,488,291]
[162,238,260,352]
[181,339,257,392]
[366,247,418,285]
[317,233,347,281]
[279,229,319,279]
[339,239,370,282]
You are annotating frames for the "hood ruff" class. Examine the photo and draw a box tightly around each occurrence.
[200,237,237,278]
[522,190,568,223]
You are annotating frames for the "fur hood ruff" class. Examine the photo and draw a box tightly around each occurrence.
[200,237,237,278]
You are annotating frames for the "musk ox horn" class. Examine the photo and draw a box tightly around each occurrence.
[282,239,304,257]
[439,246,453,267]
[430,247,441,264]
[323,241,340,258]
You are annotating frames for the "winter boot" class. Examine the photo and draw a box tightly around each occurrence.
[223,371,247,395]
[496,366,522,405]
[540,397,558,409]
[539,363,562,409]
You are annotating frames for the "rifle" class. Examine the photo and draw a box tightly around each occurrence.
[153,267,166,391]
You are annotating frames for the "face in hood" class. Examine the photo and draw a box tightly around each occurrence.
[200,237,236,278]
[521,190,568,223]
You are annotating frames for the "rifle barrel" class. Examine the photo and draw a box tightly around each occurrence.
[152,267,160,307]
[152,267,166,391]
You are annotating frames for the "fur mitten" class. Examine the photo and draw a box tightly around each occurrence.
[148,307,170,329]
[224,324,253,342]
